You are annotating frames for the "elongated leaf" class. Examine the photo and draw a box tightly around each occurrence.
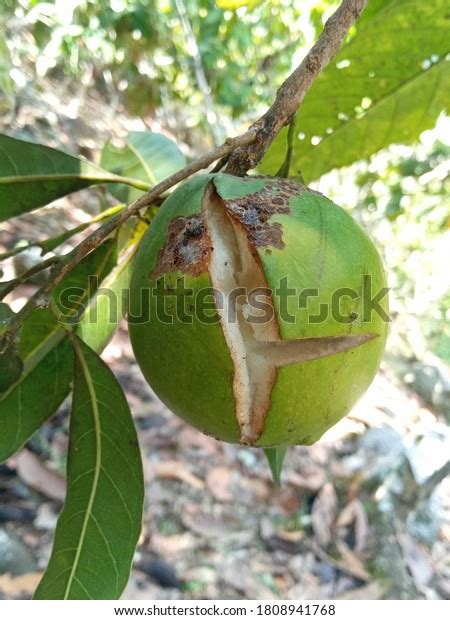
[76,246,137,351]
[38,204,125,255]
[0,134,148,222]
[0,241,119,462]
[0,204,126,263]
[264,447,287,487]
[0,223,146,464]
[0,303,23,392]
[34,337,144,600]
[101,131,186,202]
[261,0,450,180]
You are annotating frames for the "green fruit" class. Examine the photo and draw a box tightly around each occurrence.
[129,174,388,447]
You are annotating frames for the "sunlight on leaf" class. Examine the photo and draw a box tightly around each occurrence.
[101,131,187,202]
[262,0,450,180]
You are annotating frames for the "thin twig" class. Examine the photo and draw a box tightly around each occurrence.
[0,255,61,300]
[0,244,37,262]
[0,204,125,261]
[225,0,368,175]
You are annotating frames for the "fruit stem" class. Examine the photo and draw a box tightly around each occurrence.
[276,118,296,179]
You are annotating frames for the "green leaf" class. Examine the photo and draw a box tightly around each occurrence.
[0,303,23,392]
[261,0,450,180]
[34,337,144,600]
[297,61,449,182]
[39,204,125,255]
[0,301,17,338]
[0,134,150,222]
[0,205,125,261]
[264,447,287,487]
[100,131,187,202]
[0,240,122,463]
[77,244,138,352]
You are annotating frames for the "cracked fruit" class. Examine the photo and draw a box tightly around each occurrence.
[129,174,388,447]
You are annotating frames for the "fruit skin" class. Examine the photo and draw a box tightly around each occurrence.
[129,174,388,447]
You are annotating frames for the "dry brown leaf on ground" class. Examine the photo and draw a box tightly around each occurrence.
[335,498,368,553]
[151,460,204,490]
[259,516,303,554]
[307,444,329,466]
[287,573,323,600]
[181,505,240,538]
[271,486,301,514]
[14,450,66,502]
[150,532,197,557]
[221,558,275,599]
[122,573,181,600]
[306,540,369,583]
[206,466,270,504]
[178,427,221,455]
[0,572,43,598]
[206,467,233,502]
[235,475,270,504]
[311,482,338,547]
[285,466,326,492]
[335,540,370,581]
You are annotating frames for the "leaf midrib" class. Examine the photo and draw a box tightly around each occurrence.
[0,173,151,191]
[65,336,102,600]
[126,142,157,187]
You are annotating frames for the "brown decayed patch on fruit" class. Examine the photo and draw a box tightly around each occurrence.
[150,214,212,278]
[221,178,306,250]
[149,178,316,279]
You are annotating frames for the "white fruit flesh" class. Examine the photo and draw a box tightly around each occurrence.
[204,187,276,443]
